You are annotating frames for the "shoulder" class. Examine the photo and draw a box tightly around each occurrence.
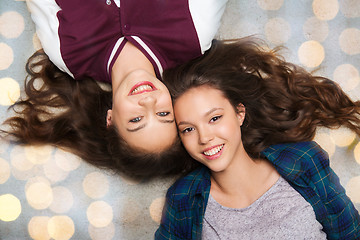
[262,141,330,177]
[166,166,210,201]
[263,141,328,165]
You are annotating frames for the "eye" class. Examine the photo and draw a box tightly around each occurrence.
[210,115,222,123]
[157,112,170,117]
[129,117,142,123]
[181,127,194,134]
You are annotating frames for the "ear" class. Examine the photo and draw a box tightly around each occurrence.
[106,109,113,128]
[236,104,246,126]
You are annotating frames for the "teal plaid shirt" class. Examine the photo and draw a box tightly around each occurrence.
[155,141,360,239]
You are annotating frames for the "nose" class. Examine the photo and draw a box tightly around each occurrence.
[198,126,214,145]
[138,96,156,107]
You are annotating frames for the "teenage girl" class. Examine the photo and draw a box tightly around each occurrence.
[155,39,360,239]
[2,0,227,178]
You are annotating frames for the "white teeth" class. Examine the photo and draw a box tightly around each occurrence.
[203,145,224,156]
[132,84,152,94]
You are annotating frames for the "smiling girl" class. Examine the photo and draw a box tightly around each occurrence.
[155,39,360,239]
[1,0,227,178]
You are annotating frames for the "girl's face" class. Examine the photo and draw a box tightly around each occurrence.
[174,85,245,173]
[110,70,177,152]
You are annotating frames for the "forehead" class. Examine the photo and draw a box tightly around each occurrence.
[176,86,226,107]
[174,86,231,117]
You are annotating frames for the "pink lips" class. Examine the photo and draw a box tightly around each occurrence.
[128,81,157,96]
[202,144,224,160]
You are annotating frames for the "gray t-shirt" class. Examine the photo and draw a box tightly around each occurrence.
[202,176,327,239]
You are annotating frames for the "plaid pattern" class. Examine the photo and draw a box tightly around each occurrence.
[155,141,360,240]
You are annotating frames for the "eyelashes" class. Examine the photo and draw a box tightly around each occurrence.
[179,115,223,134]
[129,112,171,123]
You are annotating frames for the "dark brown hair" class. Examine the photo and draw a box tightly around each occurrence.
[163,38,360,161]
[1,50,193,179]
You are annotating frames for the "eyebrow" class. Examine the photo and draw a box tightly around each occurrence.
[126,118,175,132]
[177,108,223,126]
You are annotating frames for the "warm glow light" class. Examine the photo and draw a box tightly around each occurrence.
[0,11,25,38]
[333,64,360,92]
[149,197,165,224]
[0,157,10,184]
[339,28,360,55]
[346,176,360,203]
[11,145,34,172]
[25,145,53,165]
[33,33,42,50]
[26,182,53,209]
[0,44,14,71]
[83,172,109,199]
[49,187,73,214]
[28,216,50,240]
[298,41,325,68]
[314,132,336,157]
[54,149,81,172]
[330,127,356,147]
[0,77,20,105]
[48,216,75,240]
[0,194,22,222]
[312,0,339,20]
[354,142,360,165]
[87,201,113,228]
[44,158,69,183]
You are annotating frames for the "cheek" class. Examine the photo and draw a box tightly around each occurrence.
[180,135,197,156]
[218,120,242,140]
[112,100,137,125]
[159,93,173,108]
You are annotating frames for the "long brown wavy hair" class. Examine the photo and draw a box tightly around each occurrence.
[163,38,360,164]
[1,50,193,179]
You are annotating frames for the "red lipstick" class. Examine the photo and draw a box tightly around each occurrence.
[128,81,157,96]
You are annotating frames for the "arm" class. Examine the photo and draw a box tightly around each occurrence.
[308,143,360,239]
[321,165,360,239]
[155,192,189,240]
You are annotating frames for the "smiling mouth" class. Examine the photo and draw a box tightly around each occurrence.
[128,81,157,95]
[203,144,224,157]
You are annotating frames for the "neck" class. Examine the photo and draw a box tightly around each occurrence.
[210,147,279,208]
[111,41,156,93]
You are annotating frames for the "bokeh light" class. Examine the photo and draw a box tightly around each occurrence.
[149,197,165,224]
[346,176,360,203]
[28,216,51,240]
[339,28,360,55]
[0,43,14,70]
[312,0,339,20]
[0,77,20,105]
[298,40,325,68]
[0,194,21,222]
[83,172,109,199]
[87,201,113,228]
[0,11,25,39]
[0,158,11,184]
[48,215,75,240]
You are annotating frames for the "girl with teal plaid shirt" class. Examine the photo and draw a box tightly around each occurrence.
[155,39,360,239]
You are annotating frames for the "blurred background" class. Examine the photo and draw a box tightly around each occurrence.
[0,0,359,239]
